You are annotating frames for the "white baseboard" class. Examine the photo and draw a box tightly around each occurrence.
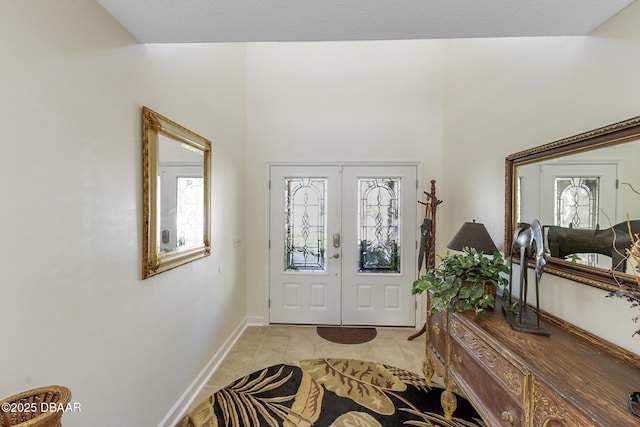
[158,318,248,427]
[246,315,265,326]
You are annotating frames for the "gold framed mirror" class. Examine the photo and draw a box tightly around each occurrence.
[505,115,640,292]
[142,107,211,279]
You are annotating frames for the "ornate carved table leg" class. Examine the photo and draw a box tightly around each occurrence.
[423,293,435,384]
[441,386,458,420]
[441,311,457,420]
[422,357,435,384]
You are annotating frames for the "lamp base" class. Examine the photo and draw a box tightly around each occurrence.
[503,305,550,336]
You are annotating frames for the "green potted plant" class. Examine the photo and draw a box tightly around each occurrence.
[412,247,509,317]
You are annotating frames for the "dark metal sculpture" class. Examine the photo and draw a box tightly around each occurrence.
[505,219,550,336]
[546,220,640,272]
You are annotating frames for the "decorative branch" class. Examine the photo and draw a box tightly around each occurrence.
[622,182,640,196]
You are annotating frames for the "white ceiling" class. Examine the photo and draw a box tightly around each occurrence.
[96,0,635,43]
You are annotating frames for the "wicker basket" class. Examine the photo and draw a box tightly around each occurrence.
[0,386,71,427]
[462,280,496,298]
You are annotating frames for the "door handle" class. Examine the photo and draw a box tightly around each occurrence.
[329,253,340,259]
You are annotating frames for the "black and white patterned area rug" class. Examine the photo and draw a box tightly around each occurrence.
[178,358,485,427]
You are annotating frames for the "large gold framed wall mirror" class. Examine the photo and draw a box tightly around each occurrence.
[142,107,211,279]
[505,115,640,292]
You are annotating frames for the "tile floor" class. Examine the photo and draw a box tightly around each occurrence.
[189,325,430,412]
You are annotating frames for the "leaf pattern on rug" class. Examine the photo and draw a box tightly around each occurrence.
[182,396,218,427]
[283,372,324,427]
[215,365,299,427]
[329,411,382,427]
[299,358,407,416]
[400,408,486,427]
[178,359,486,427]
[383,364,431,392]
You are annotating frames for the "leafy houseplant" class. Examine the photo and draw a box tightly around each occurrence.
[412,247,510,317]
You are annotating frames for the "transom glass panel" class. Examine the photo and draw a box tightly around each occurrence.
[358,178,401,273]
[284,177,327,272]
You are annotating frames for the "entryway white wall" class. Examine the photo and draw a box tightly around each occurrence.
[245,40,445,323]
[1,2,247,426]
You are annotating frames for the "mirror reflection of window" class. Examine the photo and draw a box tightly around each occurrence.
[555,177,600,267]
[516,176,522,224]
[158,135,205,254]
[177,177,204,249]
[555,177,599,229]
[517,162,619,270]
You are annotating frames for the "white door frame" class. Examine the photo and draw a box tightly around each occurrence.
[263,161,423,327]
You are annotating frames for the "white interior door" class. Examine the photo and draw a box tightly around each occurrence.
[269,164,417,326]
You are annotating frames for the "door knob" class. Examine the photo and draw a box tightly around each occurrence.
[329,253,340,259]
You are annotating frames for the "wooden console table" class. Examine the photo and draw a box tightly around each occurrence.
[426,300,640,426]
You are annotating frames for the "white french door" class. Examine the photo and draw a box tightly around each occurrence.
[269,164,417,326]
[269,165,342,325]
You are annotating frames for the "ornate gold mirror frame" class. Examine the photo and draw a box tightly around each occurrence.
[142,107,211,279]
[505,115,640,292]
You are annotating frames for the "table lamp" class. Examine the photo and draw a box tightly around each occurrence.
[447,219,498,254]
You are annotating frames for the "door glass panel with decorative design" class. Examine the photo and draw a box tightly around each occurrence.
[358,178,401,274]
[284,177,327,272]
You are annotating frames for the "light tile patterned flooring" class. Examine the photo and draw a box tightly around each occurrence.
[190,325,428,411]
